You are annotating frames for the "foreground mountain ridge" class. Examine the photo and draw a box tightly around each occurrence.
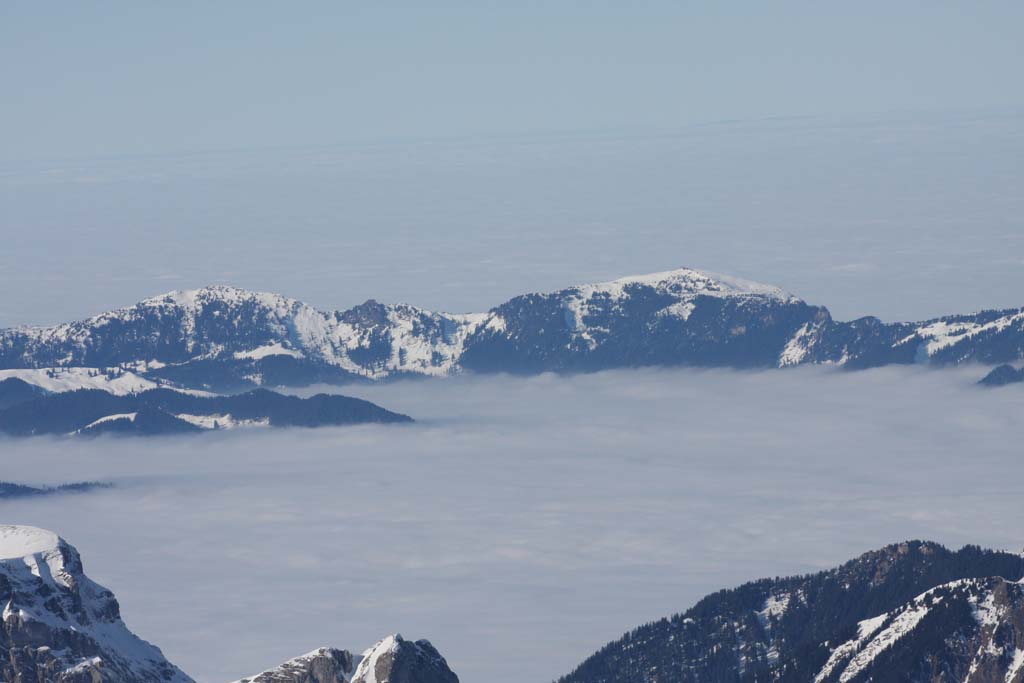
[5,525,1024,683]
[2,268,1021,391]
[558,540,1024,683]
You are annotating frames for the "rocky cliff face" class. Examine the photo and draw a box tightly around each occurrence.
[0,525,194,683]
[813,575,1024,683]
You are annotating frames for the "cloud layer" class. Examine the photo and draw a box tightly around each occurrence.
[1,366,1021,683]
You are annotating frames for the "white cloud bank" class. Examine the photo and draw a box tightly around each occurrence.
[1,366,1022,683]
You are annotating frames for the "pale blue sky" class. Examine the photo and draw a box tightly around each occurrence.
[2,2,1022,160]
[1,4,1022,327]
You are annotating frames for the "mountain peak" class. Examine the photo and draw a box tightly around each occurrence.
[1,525,194,683]
[352,634,459,683]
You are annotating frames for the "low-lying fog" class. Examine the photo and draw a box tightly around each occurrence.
[1,367,1022,683]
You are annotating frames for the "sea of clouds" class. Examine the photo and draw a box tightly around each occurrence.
[1,365,1021,683]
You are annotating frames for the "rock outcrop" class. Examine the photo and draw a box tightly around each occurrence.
[351,635,459,683]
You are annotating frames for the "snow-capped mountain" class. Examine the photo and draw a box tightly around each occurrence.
[0,525,193,683]
[1,525,460,683]
[1,268,1022,391]
[557,541,1024,683]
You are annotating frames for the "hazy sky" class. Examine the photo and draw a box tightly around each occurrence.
[2,2,1023,161]
[2,4,1022,326]
[1,110,1022,328]
[2,367,1022,683]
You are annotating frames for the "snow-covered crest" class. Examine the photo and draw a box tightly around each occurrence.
[912,310,1024,359]
[556,268,799,320]
[551,267,800,350]
[0,524,63,561]
[140,285,300,312]
[583,267,798,302]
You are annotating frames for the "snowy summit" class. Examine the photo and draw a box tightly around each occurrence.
[0,524,62,560]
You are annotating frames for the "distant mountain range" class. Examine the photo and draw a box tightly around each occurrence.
[0,383,411,437]
[0,480,111,499]
[0,525,459,683]
[6,525,1023,683]
[559,541,1024,683]
[1,268,1020,392]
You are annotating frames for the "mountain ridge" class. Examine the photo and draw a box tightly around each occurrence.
[2,268,1022,391]
[0,387,413,437]
[6,524,1024,683]
[557,540,1024,683]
